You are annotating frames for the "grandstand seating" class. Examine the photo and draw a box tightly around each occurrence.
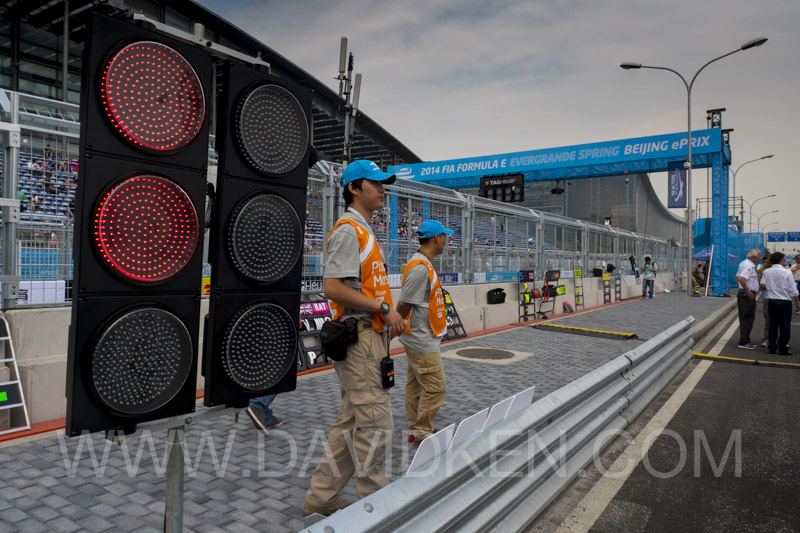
[12,151,75,225]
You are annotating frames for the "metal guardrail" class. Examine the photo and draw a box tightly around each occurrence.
[301,317,696,533]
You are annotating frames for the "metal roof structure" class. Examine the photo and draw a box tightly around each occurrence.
[0,0,422,169]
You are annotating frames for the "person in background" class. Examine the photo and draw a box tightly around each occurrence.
[791,254,800,311]
[693,262,706,296]
[734,249,763,349]
[245,393,282,433]
[641,256,656,299]
[757,255,773,348]
[397,220,453,448]
[760,252,800,355]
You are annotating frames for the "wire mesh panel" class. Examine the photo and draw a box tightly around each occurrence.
[541,218,581,272]
[586,226,616,275]
[302,177,326,291]
[383,180,465,285]
[16,224,74,305]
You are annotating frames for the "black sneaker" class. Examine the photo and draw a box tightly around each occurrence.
[737,343,757,350]
[245,406,269,433]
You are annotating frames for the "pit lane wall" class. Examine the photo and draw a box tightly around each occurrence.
[3,273,681,425]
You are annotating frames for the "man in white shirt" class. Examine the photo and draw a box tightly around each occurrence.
[734,248,762,349]
[759,252,800,355]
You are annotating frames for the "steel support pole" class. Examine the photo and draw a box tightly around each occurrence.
[2,92,21,309]
[164,426,185,533]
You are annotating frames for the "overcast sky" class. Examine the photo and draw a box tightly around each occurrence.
[196,0,799,238]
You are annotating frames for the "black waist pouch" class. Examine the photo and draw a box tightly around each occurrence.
[320,317,359,361]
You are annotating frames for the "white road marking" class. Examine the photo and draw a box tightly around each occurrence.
[555,359,714,533]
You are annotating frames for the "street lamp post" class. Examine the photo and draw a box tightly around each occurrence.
[621,37,767,296]
[763,222,779,244]
[731,154,774,210]
[757,210,779,232]
[742,194,776,232]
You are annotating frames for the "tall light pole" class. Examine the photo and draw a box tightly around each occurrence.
[763,222,779,246]
[757,210,779,232]
[742,194,776,232]
[621,36,768,295]
[731,154,774,210]
[763,222,778,233]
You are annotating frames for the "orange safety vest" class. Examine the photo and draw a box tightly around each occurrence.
[326,217,393,331]
[401,258,447,337]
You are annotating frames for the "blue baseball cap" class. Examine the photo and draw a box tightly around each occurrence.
[417,220,454,239]
[340,160,396,187]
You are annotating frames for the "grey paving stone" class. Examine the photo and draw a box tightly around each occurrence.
[44,517,82,533]
[11,495,40,510]
[0,486,25,501]
[87,502,118,518]
[40,493,72,510]
[117,502,151,517]
[131,526,162,533]
[30,506,61,522]
[10,519,48,533]
[77,514,116,533]
[223,521,260,533]
[59,503,91,521]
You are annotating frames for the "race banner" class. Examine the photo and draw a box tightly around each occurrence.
[667,161,687,208]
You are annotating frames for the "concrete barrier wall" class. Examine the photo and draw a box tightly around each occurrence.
[4,273,681,423]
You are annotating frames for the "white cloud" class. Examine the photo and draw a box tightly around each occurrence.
[198,0,800,236]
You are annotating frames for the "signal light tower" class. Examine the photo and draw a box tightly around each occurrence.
[66,15,212,436]
[202,61,311,407]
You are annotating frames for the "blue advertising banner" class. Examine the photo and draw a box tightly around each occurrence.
[389,129,721,182]
[767,232,787,242]
[438,272,462,284]
[484,271,519,282]
[787,232,800,242]
[667,161,687,208]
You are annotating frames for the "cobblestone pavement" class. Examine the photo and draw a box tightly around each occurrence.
[0,293,732,533]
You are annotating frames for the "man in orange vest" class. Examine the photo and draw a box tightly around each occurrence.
[397,220,453,447]
[303,160,404,517]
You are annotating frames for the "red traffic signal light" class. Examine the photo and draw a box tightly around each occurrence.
[66,15,212,436]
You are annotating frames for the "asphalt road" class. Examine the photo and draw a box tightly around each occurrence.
[544,297,800,533]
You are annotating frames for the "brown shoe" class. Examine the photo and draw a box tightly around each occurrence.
[302,497,354,516]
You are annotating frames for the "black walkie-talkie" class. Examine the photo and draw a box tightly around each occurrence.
[381,332,395,388]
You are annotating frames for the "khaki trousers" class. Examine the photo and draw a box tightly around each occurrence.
[305,327,393,506]
[405,348,446,440]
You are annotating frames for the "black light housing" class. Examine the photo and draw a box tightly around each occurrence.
[66,15,211,436]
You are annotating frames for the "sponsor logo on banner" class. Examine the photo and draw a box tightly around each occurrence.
[439,272,461,284]
[667,161,687,208]
[300,301,330,317]
[485,271,519,282]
